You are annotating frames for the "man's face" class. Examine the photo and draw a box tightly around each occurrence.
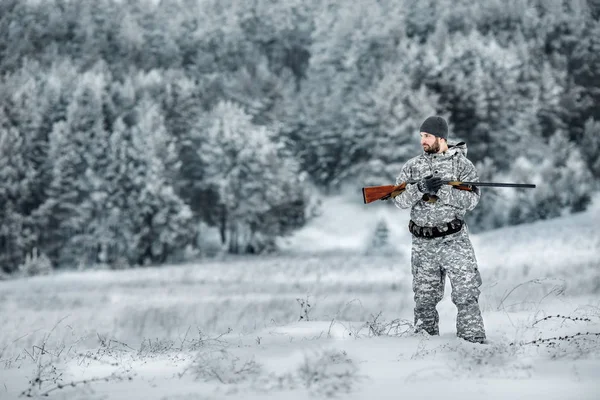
[420,132,440,154]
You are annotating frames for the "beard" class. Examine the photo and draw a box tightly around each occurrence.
[423,138,440,154]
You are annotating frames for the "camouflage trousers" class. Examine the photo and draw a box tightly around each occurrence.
[411,227,486,341]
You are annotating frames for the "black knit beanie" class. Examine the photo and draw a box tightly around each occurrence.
[419,116,448,140]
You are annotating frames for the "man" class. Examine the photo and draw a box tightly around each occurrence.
[393,116,486,344]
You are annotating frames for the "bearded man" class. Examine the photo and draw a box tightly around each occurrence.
[394,116,486,344]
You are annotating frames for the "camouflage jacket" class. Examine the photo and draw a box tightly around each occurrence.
[393,142,480,228]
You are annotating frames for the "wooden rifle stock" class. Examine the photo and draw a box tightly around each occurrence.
[362,183,408,204]
[362,181,536,204]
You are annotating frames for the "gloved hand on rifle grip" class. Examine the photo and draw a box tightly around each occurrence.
[417,175,444,194]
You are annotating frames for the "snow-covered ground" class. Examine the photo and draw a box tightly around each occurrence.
[1,193,599,399]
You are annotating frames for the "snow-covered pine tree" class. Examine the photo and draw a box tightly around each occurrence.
[38,71,109,268]
[536,61,567,138]
[472,0,528,46]
[249,124,310,252]
[404,0,439,43]
[126,96,196,265]
[162,73,207,215]
[580,118,600,181]
[346,59,438,186]
[0,65,52,272]
[365,218,396,256]
[471,37,522,170]
[74,0,123,68]
[1,64,50,214]
[138,2,182,70]
[115,7,145,69]
[0,120,37,274]
[198,100,308,253]
[422,31,483,161]
[508,130,593,224]
[298,0,409,189]
[237,0,313,87]
[570,19,600,143]
[465,157,505,232]
[96,117,132,268]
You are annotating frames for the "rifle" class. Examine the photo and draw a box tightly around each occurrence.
[362,181,536,204]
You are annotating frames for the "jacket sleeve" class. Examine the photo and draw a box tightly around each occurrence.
[435,157,480,211]
[393,163,422,209]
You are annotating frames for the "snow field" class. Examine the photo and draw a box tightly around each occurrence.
[1,193,599,399]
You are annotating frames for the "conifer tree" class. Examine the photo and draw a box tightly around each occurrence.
[126,96,195,264]
[570,20,600,123]
[1,65,49,218]
[365,218,396,256]
[38,72,109,267]
[405,0,439,43]
[199,100,308,252]
[347,60,438,185]
[0,120,37,273]
[508,130,592,223]
[421,32,479,138]
[580,118,600,180]
[536,62,567,137]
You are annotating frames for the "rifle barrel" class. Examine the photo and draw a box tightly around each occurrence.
[449,181,536,188]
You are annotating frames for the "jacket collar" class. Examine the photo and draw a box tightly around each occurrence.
[421,141,467,159]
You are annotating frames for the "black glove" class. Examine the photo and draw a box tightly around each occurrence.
[417,175,444,194]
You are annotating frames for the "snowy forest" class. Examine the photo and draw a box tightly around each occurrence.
[1,0,599,274]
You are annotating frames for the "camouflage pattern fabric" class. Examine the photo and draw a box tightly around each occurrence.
[394,141,486,342]
[411,227,485,341]
[393,142,480,227]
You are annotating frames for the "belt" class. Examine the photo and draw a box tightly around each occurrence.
[408,218,463,238]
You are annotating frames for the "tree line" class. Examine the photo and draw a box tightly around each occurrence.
[1,0,599,273]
